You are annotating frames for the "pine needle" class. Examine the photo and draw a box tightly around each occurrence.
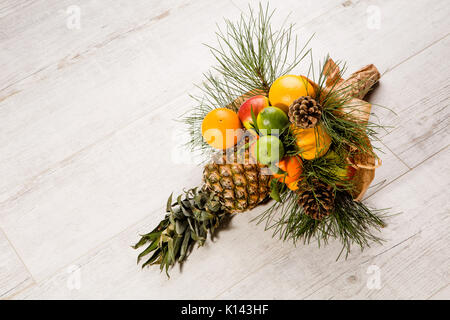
[181,3,312,157]
[254,191,388,258]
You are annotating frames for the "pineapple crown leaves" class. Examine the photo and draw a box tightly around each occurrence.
[133,188,227,276]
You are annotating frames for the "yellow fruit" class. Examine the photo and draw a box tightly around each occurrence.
[201,108,242,150]
[269,75,315,113]
[291,124,331,160]
[287,180,299,191]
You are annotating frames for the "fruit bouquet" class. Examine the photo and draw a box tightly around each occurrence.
[134,4,388,275]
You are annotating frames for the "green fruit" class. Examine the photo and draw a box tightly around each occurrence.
[256,106,289,135]
[325,151,357,180]
[255,135,285,165]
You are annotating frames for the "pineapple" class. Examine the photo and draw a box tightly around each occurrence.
[134,142,270,274]
[204,151,270,212]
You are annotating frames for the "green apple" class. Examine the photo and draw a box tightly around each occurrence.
[256,106,289,135]
[255,135,285,165]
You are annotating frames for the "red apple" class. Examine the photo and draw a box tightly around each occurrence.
[238,95,269,130]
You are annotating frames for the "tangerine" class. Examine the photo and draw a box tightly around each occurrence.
[269,75,315,113]
[201,108,243,150]
[273,156,303,186]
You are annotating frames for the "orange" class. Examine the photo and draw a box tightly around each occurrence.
[201,108,243,150]
[273,156,303,186]
[291,124,331,160]
[269,75,315,113]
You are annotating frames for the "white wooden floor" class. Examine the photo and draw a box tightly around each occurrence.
[0,0,449,300]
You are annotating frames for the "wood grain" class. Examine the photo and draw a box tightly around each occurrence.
[1,0,449,299]
[217,148,450,299]
[0,0,341,283]
[377,38,450,168]
[14,148,449,299]
[0,228,34,299]
[0,0,340,203]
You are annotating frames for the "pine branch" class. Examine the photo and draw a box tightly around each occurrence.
[181,3,312,156]
[253,190,387,258]
[312,56,389,157]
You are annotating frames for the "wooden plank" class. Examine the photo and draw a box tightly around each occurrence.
[12,203,293,299]
[375,38,450,168]
[305,221,449,299]
[0,95,206,281]
[429,284,449,300]
[305,147,450,300]
[0,228,34,299]
[216,147,449,299]
[0,0,338,90]
[362,140,409,199]
[295,0,450,73]
[0,0,180,89]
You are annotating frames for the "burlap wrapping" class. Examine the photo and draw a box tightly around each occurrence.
[320,58,381,201]
[347,138,382,201]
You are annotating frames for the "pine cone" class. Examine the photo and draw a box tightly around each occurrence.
[298,180,334,220]
[288,96,322,129]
